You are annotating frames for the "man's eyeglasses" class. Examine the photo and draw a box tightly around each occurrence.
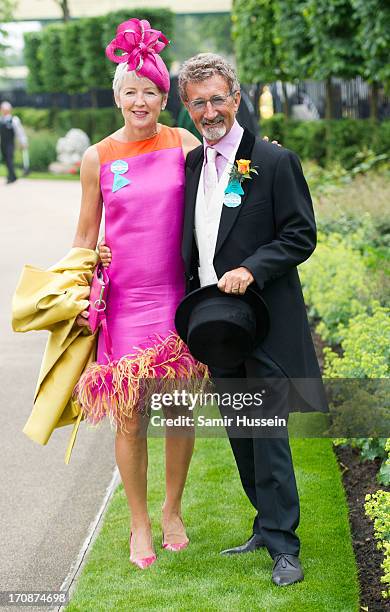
[187,93,235,112]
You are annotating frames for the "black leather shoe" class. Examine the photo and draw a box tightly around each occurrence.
[272,554,304,586]
[220,534,265,555]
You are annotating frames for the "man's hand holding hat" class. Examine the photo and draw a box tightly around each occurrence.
[217,267,254,295]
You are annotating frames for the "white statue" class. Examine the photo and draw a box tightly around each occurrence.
[49,128,90,174]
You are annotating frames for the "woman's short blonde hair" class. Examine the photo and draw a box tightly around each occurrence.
[112,62,165,98]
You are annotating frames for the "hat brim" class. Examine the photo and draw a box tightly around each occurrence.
[175,283,269,349]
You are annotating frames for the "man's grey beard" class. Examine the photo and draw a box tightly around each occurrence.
[200,122,227,141]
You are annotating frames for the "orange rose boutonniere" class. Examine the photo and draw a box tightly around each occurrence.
[224,158,258,208]
[237,159,251,174]
[229,159,258,184]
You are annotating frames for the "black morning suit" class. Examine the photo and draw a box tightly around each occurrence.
[182,127,327,559]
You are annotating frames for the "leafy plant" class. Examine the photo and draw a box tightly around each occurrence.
[27,131,57,170]
[365,485,390,598]
[299,233,375,343]
[324,304,390,378]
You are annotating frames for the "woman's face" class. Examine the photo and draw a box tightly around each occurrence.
[116,71,166,131]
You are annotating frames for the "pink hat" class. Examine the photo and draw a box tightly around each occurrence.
[105,18,170,93]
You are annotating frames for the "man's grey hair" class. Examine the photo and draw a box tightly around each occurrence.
[178,53,240,102]
[1,101,12,111]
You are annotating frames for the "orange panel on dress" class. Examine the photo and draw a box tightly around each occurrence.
[96,125,182,165]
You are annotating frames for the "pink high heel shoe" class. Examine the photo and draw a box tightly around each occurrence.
[129,532,157,569]
[162,516,189,552]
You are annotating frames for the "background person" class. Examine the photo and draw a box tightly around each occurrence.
[0,101,28,184]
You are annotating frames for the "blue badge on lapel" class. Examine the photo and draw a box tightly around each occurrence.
[224,178,244,207]
[110,159,131,193]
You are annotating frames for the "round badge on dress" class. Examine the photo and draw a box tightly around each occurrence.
[224,192,242,207]
[110,159,128,174]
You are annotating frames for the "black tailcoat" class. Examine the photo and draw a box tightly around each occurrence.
[182,128,327,412]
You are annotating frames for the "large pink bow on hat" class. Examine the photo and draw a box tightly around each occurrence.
[106,18,170,93]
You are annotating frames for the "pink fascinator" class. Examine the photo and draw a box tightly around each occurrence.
[106,18,170,93]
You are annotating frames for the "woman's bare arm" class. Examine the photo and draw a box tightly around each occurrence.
[72,145,102,250]
[73,145,102,329]
[177,127,201,159]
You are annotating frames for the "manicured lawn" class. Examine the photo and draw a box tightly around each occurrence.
[66,437,359,612]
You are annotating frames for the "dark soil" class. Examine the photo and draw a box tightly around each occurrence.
[334,445,390,611]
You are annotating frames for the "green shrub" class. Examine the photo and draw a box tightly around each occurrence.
[13,108,51,131]
[299,232,375,342]
[15,107,174,144]
[365,484,390,599]
[261,115,390,168]
[316,211,378,250]
[28,131,57,170]
[326,119,375,168]
[285,120,327,164]
[324,304,390,378]
[379,439,390,487]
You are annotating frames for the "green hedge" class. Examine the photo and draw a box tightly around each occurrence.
[24,9,174,96]
[261,115,390,168]
[13,107,174,144]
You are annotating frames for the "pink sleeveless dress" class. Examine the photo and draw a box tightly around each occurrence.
[73,126,207,431]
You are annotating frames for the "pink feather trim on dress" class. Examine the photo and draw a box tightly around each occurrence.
[72,331,208,433]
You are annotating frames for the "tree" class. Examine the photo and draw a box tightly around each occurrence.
[232,0,277,84]
[273,0,312,82]
[54,0,70,23]
[172,14,233,64]
[233,0,312,116]
[39,24,66,104]
[351,0,390,119]
[81,17,109,108]
[61,20,86,100]
[304,0,363,118]
[0,0,15,68]
[24,31,44,93]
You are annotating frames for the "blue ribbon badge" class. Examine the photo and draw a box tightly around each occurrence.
[110,159,131,193]
[224,178,244,208]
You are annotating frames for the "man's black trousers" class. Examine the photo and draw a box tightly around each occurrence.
[1,141,16,182]
[210,350,300,559]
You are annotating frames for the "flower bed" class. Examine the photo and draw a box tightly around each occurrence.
[300,163,390,606]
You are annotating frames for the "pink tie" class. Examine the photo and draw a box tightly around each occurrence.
[204,147,218,205]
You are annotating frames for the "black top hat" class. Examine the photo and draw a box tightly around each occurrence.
[175,284,269,369]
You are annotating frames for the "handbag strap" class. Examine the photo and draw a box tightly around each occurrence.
[100,315,113,359]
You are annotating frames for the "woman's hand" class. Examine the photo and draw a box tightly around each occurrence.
[75,309,92,331]
[98,238,112,268]
[262,135,282,147]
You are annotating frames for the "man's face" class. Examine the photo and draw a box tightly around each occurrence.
[185,74,241,144]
